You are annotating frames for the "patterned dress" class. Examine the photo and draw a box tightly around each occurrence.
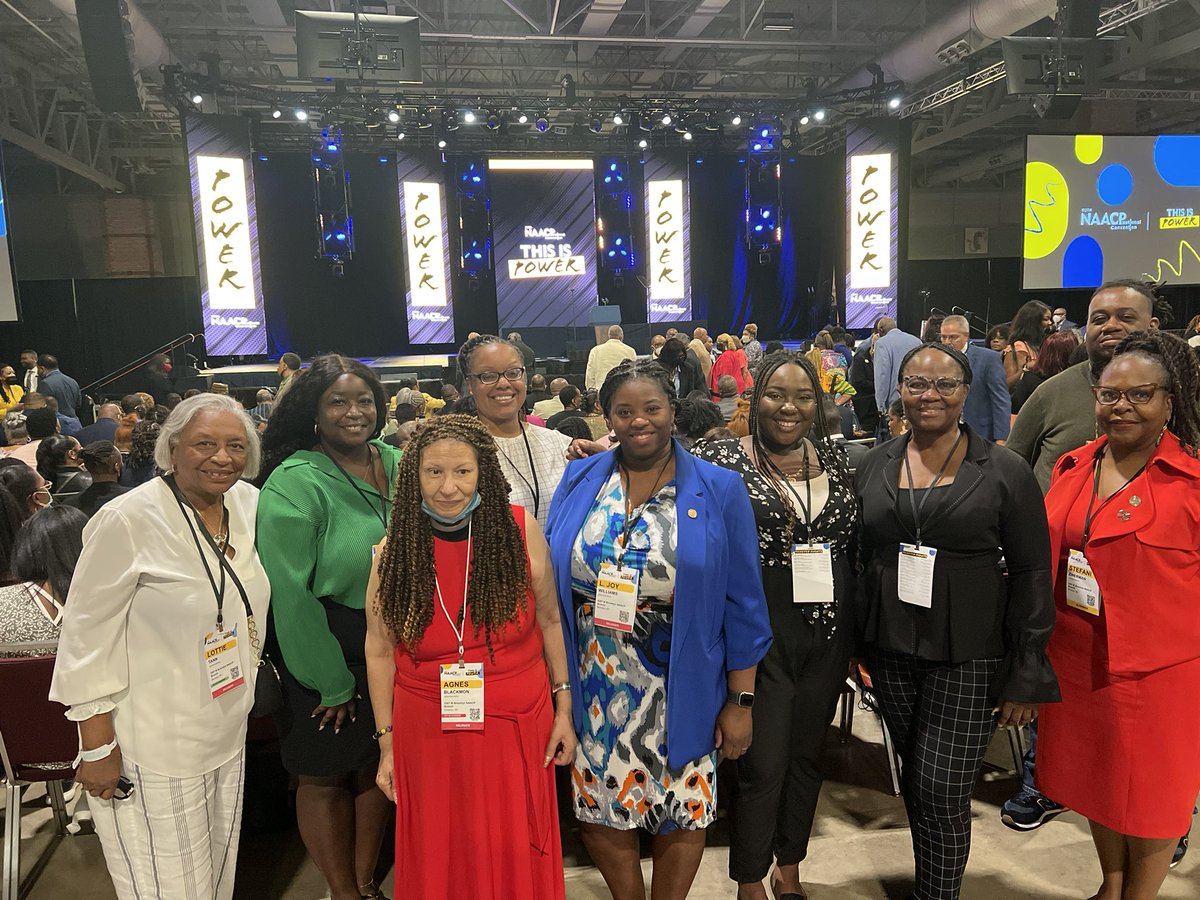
[0,582,61,656]
[569,469,717,833]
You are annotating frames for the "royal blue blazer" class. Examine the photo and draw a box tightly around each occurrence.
[545,439,772,769]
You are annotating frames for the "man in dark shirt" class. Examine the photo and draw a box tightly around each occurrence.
[545,385,584,431]
[36,354,82,419]
[507,331,536,380]
[524,373,552,413]
[65,441,129,518]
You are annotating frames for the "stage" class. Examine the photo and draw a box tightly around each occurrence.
[202,354,454,391]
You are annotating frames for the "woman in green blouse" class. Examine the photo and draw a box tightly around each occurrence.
[257,354,398,900]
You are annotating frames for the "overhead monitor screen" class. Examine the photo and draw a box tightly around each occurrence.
[1023,134,1200,289]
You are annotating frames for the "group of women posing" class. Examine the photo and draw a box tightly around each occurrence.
[53,326,1200,900]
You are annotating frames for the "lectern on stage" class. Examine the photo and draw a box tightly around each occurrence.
[589,304,622,346]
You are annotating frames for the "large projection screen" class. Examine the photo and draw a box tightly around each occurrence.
[489,158,598,328]
[1024,134,1200,289]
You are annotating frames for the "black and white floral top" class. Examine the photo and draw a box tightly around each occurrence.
[693,437,859,633]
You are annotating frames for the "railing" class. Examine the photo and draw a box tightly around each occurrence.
[80,333,201,397]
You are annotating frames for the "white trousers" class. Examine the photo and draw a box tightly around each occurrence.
[91,749,246,900]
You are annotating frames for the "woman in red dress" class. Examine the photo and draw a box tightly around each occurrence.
[1038,331,1200,900]
[364,415,576,899]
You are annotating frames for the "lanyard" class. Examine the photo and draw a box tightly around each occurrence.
[165,476,251,632]
[901,429,964,548]
[1082,447,1145,547]
[780,463,815,545]
[755,439,817,545]
[497,426,540,519]
[616,451,673,568]
[435,520,474,664]
[323,443,390,528]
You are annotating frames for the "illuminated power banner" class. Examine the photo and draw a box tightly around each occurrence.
[844,120,906,329]
[644,154,692,322]
[0,155,17,322]
[184,113,267,356]
[489,158,598,328]
[397,154,455,344]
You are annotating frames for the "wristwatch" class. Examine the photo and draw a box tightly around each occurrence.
[726,690,755,709]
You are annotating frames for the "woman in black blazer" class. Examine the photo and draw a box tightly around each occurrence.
[855,342,1059,900]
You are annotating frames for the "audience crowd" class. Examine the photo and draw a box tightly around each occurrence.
[2,278,1198,900]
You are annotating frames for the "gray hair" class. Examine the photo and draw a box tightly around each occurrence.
[941,315,971,333]
[155,393,261,478]
[4,412,28,443]
[608,324,624,339]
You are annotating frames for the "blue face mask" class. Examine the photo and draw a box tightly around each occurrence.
[422,491,481,526]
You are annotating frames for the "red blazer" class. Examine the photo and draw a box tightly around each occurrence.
[1046,433,1200,675]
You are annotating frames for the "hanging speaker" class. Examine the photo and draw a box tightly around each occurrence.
[76,0,147,113]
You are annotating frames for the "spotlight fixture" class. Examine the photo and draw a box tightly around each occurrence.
[486,113,501,129]
[190,93,203,104]
[589,117,603,134]
[517,111,529,124]
[416,108,433,129]
[396,129,406,140]
[814,109,826,121]
[637,138,648,149]
[535,114,549,132]
[294,108,309,121]
[443,110,460,131]
[888,95,902,110]
[387,108,401,123]
[731,113,742,126]
[800,115,810,125]
[271,107,282,119]
[683,131,693,141]
[463,110,477,124]
[438,139,447,149]
[612,112,624,126]
[661,112,673,126]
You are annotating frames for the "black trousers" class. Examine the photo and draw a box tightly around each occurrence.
[728,570,852,883]
[869,648,1001,900]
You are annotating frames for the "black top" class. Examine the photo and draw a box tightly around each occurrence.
[75,417,119,445]
[1010,369,1048,415]
[512,339,536,375]
[51,467,92,503]
[545,408,584,431]
[524,389,551,413]
[854,426,1060,703]
[64,481,130,518]
[666,355,706,399]
[694,438,859,635]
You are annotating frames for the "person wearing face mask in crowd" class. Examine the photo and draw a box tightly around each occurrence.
[364,415,575,899]
[37,434,91,503]
[650,334,666,359]
[1036,331,1200,900]
[1052,307,1078,334]
[0,461,53,517]
[694,351,860,900]
[0,365,25,424]
[256,355,398,900]
[657,336,708,400]
[855,343,1059,900]
[546,358,771,900]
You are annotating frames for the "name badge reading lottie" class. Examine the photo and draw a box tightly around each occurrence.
[440,662,484,731]
[203,628,245,700]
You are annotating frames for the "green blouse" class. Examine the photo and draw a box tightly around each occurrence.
[256,439,400,706]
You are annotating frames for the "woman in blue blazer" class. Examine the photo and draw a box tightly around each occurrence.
[546,358,771,900]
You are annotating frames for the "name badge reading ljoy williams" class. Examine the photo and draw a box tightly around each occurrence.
[594,562,639,632]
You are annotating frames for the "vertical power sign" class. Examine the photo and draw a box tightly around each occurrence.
[397,153,455,344]
[184,113,267,356]
[644,154,691,323]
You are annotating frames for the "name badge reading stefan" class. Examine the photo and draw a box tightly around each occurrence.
[791,543,835,604]
[440,662,484,731]
[594,562,639,632]
[1065,549,1102,616]
[203,628,245,700]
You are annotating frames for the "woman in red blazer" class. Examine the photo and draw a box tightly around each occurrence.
[1037,331,1200,900]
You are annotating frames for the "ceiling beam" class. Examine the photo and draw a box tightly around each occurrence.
[0,122,125,191]
[912,98,1034,154]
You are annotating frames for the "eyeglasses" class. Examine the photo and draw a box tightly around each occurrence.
[1091,383,1169,406]
[901,376,965,397]
[468,366,525,385]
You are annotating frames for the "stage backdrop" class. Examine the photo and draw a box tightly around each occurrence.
[644,153,692,323]
[0,150,17,322]
[489,158,598,328]
[184,113,267,357]
[397,152,455,343]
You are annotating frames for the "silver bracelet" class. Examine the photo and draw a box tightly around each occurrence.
[550,681,571,695]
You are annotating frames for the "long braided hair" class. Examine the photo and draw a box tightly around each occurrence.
[373,414,530,657]
[748,351,851,534]
[1109,330,1200,455]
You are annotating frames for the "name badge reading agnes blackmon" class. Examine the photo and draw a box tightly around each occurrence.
[204,628,245,700]
[440,662,484,731]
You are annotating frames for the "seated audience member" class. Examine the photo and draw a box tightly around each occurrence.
[650,334,666,358]
[37,435,92,502]
[8,407,58,467]
[66,442,129,518]
[764,340,785,356]
[524,373,552,412]
[35,354,82,419]
[275,351,302,404]
[532,377,568,420]
[43,396,82,437]
[675,397,726,449]
[3,413,28,455]
[250,412,269,435]
[545,385,585,431]
[210,382,230,395]
[0,366,24,422]
[390,419,422,448]
[250,388,274,422]
[728,396,752,437]
[383,403,421,448]
[578,390,609,441]
[715,374,739,420]
[146,404,172,426]
[0,505,87,656]
[165,392,183,409]
[119,421,160,488]
[0,463,29,581]
[76,403,122,444]
[114,394,143,453]
[0,461,51,517]
[553,415,592,441]
[434,383,460,415]
[182,388,202,400]
[886,398,910,439]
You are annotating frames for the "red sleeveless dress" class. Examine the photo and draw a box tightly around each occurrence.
[391,507,564,899]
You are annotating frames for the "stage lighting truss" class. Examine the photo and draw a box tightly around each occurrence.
[745,129,782,254]
[313,128,354,265]
[455,158,493,281]
[597,159,634,274]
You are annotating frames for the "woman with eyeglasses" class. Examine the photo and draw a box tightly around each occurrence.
[855,343,1059,900]
[1037,331,1200,900]
[0,461,53,516]
[459,335,571,529]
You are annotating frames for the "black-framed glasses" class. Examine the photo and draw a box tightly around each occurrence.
[468,366,525,385]
[1091,383,1169,406]
[902,376,965,397]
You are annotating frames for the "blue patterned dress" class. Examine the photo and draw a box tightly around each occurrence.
[568,469,718,833]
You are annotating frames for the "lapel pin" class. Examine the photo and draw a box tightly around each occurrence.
[687,508,697,519]
[1129,495,1142,507]
[1117,509,1132,521]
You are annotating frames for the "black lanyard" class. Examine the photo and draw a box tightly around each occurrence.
[323,443,390,528]
[497,426,540,519]
[616,451,673,565]
[164,476,251,632]
[779,460,815,546]
[901,429,964,548]
[1082,447,1145,547]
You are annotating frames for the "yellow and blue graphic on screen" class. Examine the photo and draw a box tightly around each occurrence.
[1023,134,1200,288]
